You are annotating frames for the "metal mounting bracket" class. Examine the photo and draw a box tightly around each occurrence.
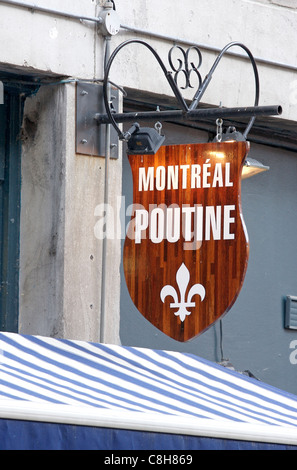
[76,81,120,159]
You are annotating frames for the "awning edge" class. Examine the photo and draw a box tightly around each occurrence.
[1,400,297,446]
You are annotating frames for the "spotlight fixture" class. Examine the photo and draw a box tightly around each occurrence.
[213,126,269,179]
[242,157,269,179]
[126,123,165,155]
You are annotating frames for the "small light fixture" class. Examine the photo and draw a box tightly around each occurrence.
[213,126,269,179]
[126,123,165,155]
[242,157,269,179]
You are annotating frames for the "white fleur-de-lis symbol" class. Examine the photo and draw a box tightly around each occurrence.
[160,263,206,322]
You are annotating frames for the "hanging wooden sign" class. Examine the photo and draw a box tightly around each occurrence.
[123,142,250,342]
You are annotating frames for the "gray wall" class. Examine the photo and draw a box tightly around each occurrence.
[120,122,297,395]
[19,85,66,337]
[19,83,122,344]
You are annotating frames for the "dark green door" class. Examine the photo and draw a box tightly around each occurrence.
[0,92,23,332]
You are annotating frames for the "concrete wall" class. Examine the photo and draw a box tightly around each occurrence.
[0,0,102,79]
[13,1,122,343]
[19,85,66,338]
[19,81,122,343]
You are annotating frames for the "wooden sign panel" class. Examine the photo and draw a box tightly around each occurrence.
[123,142,249,342]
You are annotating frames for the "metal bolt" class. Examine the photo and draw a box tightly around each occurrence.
[80,90,88,96]
[81,139,88,144]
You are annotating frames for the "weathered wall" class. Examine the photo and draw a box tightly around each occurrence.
[19,81,122,343]
[19,85,66,338]
[0,0,102,79]
[62,82,122,343]
[15,1,122,343]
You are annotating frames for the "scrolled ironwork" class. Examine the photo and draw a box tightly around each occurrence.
[168,45,202,90]
[102,38,280,141]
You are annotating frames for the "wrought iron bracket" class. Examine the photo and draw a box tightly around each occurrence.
[75,39,282,157]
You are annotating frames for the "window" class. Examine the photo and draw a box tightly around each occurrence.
[0,90,24,331]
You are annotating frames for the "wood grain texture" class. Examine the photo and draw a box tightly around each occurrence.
[123,142,250,342]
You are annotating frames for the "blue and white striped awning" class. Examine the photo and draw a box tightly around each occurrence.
[0,332,297,450]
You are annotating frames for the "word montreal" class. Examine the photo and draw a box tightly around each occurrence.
[138,161,233,191]
[134,204,236,244]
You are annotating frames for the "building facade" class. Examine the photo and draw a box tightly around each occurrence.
[0,0,297,394]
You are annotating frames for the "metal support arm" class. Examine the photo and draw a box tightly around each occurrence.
[95,105,282,125]
[75,39,282,156]
[102,39,281,143]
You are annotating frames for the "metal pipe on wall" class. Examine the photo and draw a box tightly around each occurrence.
[0,0,102,23]
[100,36,112,344]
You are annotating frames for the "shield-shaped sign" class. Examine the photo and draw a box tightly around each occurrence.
[123,141,249,342]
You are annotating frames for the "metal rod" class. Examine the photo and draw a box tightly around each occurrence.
[188,42,260,138]
[190,42,259,110]
[95,105,282,126]
[100,36,112,345]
